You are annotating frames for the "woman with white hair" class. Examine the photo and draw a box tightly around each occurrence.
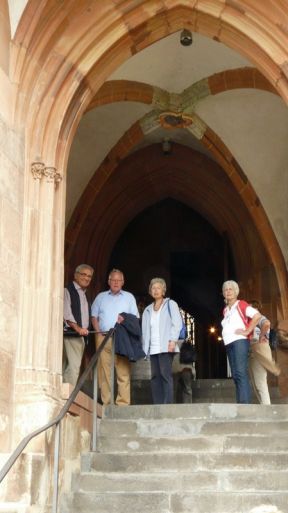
[221,280,261,404]
[142,277,183,404]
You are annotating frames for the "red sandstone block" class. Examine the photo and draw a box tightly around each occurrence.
[209,72,227,95]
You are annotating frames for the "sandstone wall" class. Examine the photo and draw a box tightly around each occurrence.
[0,0,24,451]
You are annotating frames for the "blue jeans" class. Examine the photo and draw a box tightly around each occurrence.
[150,353,174,404]
[226,339,251,404]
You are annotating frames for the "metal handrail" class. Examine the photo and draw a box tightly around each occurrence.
[0,327,115,511]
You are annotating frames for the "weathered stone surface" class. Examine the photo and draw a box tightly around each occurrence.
[103,402,288,421]
[62,403,288,513]
[72,469,288,493]
[62,491,170,513]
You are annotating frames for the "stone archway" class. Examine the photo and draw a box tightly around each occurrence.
[65,71,287,316]
[10,0,288,442]
[1,2,287,508]
[67,143,278,311]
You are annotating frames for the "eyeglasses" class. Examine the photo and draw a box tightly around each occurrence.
[110,279,123,283]
[77,272,93,279]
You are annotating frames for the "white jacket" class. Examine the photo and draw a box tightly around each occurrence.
[142,298,183,356]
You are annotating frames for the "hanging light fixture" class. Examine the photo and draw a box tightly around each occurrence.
[180,29,193,46]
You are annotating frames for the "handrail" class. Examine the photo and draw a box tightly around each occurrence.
[0,328,115,508]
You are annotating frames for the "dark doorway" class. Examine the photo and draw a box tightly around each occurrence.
[109,198,235,378]
[170,251,226,378]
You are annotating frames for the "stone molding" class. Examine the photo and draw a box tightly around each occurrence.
[31,161,62,184]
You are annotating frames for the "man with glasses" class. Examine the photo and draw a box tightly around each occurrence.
[63,264,94,386]
[91,269,139,406]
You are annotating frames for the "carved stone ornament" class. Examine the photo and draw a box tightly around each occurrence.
[159,111,193,129]
[31,161,45,180]
[43,166,57,182]
[31,162,62,184]
[54,172,62,183]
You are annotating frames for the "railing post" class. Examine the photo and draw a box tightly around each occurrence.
[52,422,61,513]
[92,362,98,451]
[110,332,115,405]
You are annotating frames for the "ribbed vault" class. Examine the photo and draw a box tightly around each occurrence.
[87,67,277,111]
[68,144,275,306]
[12,0,288,316]
[13,1,288,162]
[65,76,286,310]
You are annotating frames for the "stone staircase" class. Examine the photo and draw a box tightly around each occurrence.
[191,379,283,404]
[61,403,288,513]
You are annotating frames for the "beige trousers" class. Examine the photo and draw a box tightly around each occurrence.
[95,333,131,406]
[63,336,85,386]
[249,341,280,405]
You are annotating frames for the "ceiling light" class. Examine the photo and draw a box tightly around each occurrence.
[180,29,193,47]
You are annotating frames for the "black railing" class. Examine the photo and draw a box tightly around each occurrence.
[0,328,115,512]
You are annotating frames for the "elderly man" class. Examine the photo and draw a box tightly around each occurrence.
[91,268,139,406]
[63,264,94,386]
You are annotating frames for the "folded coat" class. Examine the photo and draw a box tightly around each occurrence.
[114,312,146,362]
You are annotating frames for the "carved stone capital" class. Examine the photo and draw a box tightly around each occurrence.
[43,166,57,182]
[31,163,62,184]
[54,172,63,183]
[31,161,45,180]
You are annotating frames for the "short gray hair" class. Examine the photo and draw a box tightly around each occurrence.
[149,277,167,295]
[222,280,239,296]
[75,264,94,274]
[108,268,124,280]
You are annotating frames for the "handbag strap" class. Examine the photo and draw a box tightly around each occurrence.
[167,299,171,318]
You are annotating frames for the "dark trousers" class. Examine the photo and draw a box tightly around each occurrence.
[174,369,193,403]
[150,353,174,404]
[226,338,251,404]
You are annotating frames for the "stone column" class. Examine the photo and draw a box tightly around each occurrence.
[14,161,65,446]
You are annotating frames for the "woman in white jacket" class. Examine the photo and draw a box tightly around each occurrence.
[142,277,183,404]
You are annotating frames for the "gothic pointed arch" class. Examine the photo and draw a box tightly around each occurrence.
[11,0,288,318]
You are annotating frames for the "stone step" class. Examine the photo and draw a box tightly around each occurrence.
[72,469,288,493]
[99,418,288,438]
[61,402,288,513]
[103,403,288,421]
[131,371,283,404]
[96,434,288,453]
[82,452,288,473]
[62,490,288,513]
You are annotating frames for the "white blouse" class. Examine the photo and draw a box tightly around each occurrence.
[149,304,163,355]
[221,300,257,346]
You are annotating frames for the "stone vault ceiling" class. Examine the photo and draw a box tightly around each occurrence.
[66,30,288,256]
